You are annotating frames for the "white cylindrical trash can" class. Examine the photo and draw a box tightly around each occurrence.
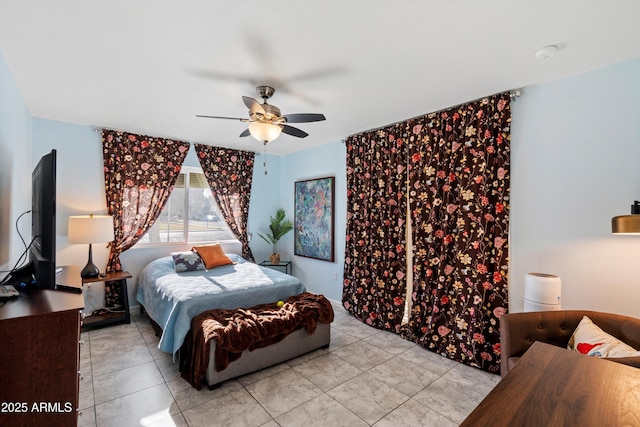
[524,273,561,312]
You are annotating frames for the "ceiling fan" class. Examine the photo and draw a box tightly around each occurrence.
[196,85,326,144]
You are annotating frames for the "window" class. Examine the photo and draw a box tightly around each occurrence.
[136,167,238,245]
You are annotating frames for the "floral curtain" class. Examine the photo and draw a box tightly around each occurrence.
[194,144,255,262]
[343,92,511,373]
[102,129,190,308]
[342,125,408,332]
[403,93,511,373]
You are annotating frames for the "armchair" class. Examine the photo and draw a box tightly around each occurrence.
[500,310,640,377]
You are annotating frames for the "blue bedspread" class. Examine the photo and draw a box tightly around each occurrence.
[136,254,305,355]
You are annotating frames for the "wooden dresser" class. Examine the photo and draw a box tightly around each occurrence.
[0,266,84,427]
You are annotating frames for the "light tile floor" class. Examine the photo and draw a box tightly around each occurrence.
[78,300,501,427]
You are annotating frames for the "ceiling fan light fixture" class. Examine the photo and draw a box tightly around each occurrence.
[248,122,282,143]
[197,86,325,143]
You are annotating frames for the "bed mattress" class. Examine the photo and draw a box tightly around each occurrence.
[136,254,305,355]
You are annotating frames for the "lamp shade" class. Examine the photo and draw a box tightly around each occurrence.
[68,215,114,244]
[248,122,282,143]
[611,215,640,234]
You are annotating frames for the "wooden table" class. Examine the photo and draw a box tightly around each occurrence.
[461,341,640,426]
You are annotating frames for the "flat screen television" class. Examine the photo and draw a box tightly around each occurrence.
[4,149,57,289]
[30,149,57,289]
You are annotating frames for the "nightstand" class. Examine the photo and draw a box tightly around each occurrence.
[259,260,292,275]
[81,271,131,329]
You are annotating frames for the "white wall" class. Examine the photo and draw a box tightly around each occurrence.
[510,57,640,317]
[0,52,32,275]
[32,120,108,269]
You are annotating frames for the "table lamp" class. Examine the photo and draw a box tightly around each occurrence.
[68,214,115,278]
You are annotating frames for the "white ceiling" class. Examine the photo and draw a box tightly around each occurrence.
[1,0,639,155]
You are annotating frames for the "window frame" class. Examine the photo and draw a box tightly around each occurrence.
[132,166,240,249]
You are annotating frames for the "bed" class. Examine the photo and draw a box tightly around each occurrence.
[135,253,306,356]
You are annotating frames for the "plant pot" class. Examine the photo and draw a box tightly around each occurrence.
[270,253,281,265]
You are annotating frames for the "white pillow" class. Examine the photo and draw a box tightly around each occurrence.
[567,316,640,358]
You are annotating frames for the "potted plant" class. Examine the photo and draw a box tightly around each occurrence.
[258,208,293,265]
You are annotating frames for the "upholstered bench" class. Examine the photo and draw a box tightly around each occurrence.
[205,322,330,389]
[180,292,333,390]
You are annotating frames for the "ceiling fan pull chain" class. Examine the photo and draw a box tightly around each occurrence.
[263,141,268,175]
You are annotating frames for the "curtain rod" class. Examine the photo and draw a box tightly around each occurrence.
[344,88,523,142]
[92,89,523,143]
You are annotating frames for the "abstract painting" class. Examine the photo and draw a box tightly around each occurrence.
[294,176,335,262]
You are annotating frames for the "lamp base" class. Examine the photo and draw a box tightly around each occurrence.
[80,262,100,279]
[81,243,100,278]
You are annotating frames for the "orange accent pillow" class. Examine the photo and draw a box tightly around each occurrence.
[192,244,233,269]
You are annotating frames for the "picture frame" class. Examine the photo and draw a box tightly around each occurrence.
[294,176,335,262]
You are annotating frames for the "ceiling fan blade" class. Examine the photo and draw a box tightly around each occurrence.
[239,128,251,137]
[196,115,248,122]
[283,113,326,123]
[242,96,266,116]
[281,125,309,138]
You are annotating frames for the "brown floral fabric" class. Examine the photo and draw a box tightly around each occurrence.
[194,144,255,262]
[102,129,190,307]
[343,92,511,373]
[403,93,511,373]
[342,125,408,332]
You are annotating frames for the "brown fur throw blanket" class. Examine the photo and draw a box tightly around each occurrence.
[181,292,334,389]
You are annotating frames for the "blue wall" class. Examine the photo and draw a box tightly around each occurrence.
[29,118,287,304]
[247,152,283,261]
[279,141,346,301]
[27,110,346,302]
